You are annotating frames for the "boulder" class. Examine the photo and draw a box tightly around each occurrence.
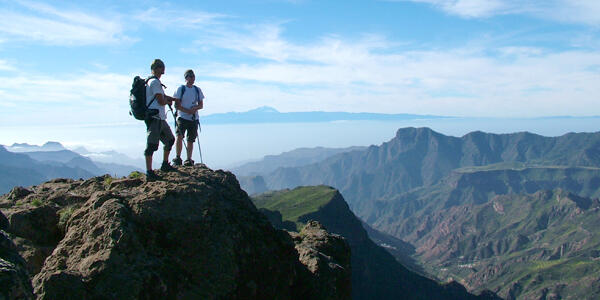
[0,165,351,299]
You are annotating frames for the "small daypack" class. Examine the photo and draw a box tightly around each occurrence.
[129,76,157,120]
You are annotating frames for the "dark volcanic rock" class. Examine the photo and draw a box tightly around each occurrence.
[291,221,352,300]
[0,166,351,299]
[0,211,34,299]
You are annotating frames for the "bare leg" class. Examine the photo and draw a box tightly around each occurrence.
[175,136,183,158]
[163,149,170,163]
[186,140,194,161]
[145,155,152,171]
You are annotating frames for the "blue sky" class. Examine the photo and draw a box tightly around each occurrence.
[0,0,599,129]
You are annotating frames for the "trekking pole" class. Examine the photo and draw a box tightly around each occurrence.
[196,119,203,164]
[168,104,188,153]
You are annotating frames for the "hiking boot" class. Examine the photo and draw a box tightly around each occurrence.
[146,170,160,181]
[183,159,194,166]
[160,161,176,172]
[172,157,182,166]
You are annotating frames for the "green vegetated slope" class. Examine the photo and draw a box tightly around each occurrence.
[253,186,337,228]
[252,186,500,300]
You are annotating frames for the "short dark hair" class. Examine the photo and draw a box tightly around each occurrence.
[184,69,195,78]
[151,59,165,71]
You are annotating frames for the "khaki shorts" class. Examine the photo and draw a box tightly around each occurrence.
[145,118,175,150]
[176,117,198,142]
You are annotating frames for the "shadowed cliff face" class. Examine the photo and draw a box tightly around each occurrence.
[0,212,33,300]
[253,186,501,300]
[0,166,351,300]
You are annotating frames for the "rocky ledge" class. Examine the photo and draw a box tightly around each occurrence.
[0,165,351,299]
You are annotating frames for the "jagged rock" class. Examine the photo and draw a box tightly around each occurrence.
[0,165,351,299]
[0,212,34,299]
[291,221,351,300]
[7,187,33,201]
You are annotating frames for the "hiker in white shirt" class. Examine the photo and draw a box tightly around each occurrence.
[172,69,204,166]
[143,59,178,179]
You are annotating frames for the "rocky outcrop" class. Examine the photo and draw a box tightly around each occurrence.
[0,166,351,299]
[0,211,34,300]
[291,221,352,300]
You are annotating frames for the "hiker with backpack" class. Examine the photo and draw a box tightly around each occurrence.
[171,69,204,167]
[142,59,178,179]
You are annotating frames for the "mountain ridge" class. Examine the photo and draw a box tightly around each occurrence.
[260,127,600,212]
[252,186,500,300]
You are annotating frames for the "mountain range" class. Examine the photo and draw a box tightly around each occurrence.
[0,143,142,195]
[201,106,447,124]
[236,127,600,299]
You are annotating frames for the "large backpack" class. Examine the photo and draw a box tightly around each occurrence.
[129,76,157,120]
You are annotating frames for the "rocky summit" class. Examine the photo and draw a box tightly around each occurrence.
[0,165,351,299]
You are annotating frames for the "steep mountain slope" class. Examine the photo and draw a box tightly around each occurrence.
[252,186,499,300]
[0,166,351,299]
[358,166,600,299]
[233,146,367,176]
[261,128,600,212]
[386,189,600,299]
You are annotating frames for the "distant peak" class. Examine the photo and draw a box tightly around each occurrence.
[395,127,435,137]
[11,143,32,147]
[43,141,63,147]
[249,106,279,113]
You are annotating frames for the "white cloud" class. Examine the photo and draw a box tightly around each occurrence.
[0,1,131,45]
[195,25,600,117]
[399,0,600,25]
[407,0,508,17]
[0,60,16,71]
[133,7,227,31]
[0,72,133,128]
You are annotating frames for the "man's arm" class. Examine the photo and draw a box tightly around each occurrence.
[155,93,177,106]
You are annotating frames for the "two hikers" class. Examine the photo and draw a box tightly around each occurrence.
[142,59,204,179]
[172,69,204,166]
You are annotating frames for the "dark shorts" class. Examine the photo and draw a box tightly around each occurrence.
[176,117,198,142]
[145,118,175,150]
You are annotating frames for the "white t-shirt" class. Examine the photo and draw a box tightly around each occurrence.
[146,77,167,120]
[173,85,204,121]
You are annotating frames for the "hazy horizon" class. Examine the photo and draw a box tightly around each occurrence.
[2,116,599,170]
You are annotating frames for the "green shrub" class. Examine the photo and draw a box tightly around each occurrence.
[31,198,43,207]
[129,171,143,179]
[103,176,113,190]
[58,206,75,228]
